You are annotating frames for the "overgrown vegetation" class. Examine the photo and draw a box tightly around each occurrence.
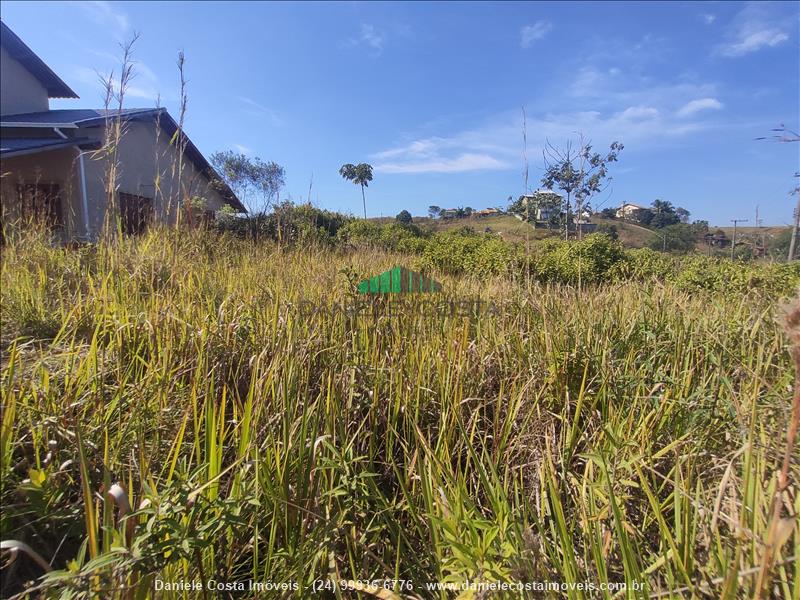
[1,225,798,598]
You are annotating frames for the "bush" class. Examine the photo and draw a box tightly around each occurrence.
[421,230,520,276]
[532,233,626,284]
[596,223,618,240]
[610,248,677,281]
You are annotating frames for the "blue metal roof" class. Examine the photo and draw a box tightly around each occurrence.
[1,21,78,99]
[0,108,158,127]
[0,136,94,157]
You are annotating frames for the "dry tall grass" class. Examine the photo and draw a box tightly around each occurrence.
[0,227,797,598]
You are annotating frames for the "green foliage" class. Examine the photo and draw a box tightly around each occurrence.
[213,201,353,246]
[395,209,413,224]
[421,229,520,276]
[533,233,626,283]
[339,163,374,218]
[596,223,618,240]
[541,138,623,217]
[210,150,285,213]
[647,223,700,253]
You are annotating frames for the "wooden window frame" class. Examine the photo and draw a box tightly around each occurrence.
[118,192,153,236]
[16,183,64,229]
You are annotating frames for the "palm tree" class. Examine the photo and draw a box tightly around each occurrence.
[339,163,373,219]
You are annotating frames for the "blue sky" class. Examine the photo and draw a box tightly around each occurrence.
[3,1,798,224]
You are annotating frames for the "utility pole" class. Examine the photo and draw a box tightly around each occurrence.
[755,205,765,256]
[730,218,748,259]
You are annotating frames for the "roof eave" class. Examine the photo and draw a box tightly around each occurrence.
[0,21,79,99]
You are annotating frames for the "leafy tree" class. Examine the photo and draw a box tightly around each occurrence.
[509,192,562,227]
[339,163,374,219]
[210,150,285,239]
[637,208,654,227]
[428,205,442,219]
[650,212,680,229]
[651,199,674,214]
[464,207,474,216]
[396,210,413,224]
[676,207,691,223]
[648,223,699,253]
[600,207,617,219]
[596,223,618,240]
[541,136,623,239]
[210,151,285,215]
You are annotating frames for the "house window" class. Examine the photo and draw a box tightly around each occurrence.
[118,192,153,235]
[16,184,63,229]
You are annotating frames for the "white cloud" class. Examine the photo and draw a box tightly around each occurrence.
[375,153,509,174]
[235,96,284,126]
[520,21,553,48]
[347,24,386,56]
[720,29,788,56]
[72,61,162,103]
[717,2,792,57]
[677,97,724,117]
[373,70,726,175]
[702,14,716,25]
[74,1,129,39]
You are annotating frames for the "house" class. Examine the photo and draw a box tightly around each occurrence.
[615,203,645,219]
[474,207,500,218]
[439,209,458,219]
[703,231,729,248]
[518,190,564,223]
[0,22,243,242]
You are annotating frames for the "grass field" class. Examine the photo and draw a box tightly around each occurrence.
[1,227,798,598]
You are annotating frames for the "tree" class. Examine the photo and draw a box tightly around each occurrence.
[210,150,285,239]
[464,207,474,216]
[541,135,623,240]
[396,210,413,225]
[428,205,442,219]
[637,208,654,226]
[339,163,373,219]
[648,223,699,253]
[600,207,617,219]
[676,207,691,223]
[596,223,618,240]
[508,192,562,226]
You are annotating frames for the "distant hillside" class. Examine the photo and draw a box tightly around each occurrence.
[369,214,792,252]
[379,213,659,247]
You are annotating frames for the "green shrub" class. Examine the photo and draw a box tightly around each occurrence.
[421,230,520,276]
[532,233,626,284]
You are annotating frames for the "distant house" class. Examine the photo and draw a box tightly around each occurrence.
[573,220,597,234]
[703,231,729,248]
[0,21,243,242]
[474,207,501,218]
[439,208,458,219]
[517,189,565,224]
[615,203,645,219]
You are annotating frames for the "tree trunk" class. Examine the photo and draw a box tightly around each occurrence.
[361,184,367,219]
